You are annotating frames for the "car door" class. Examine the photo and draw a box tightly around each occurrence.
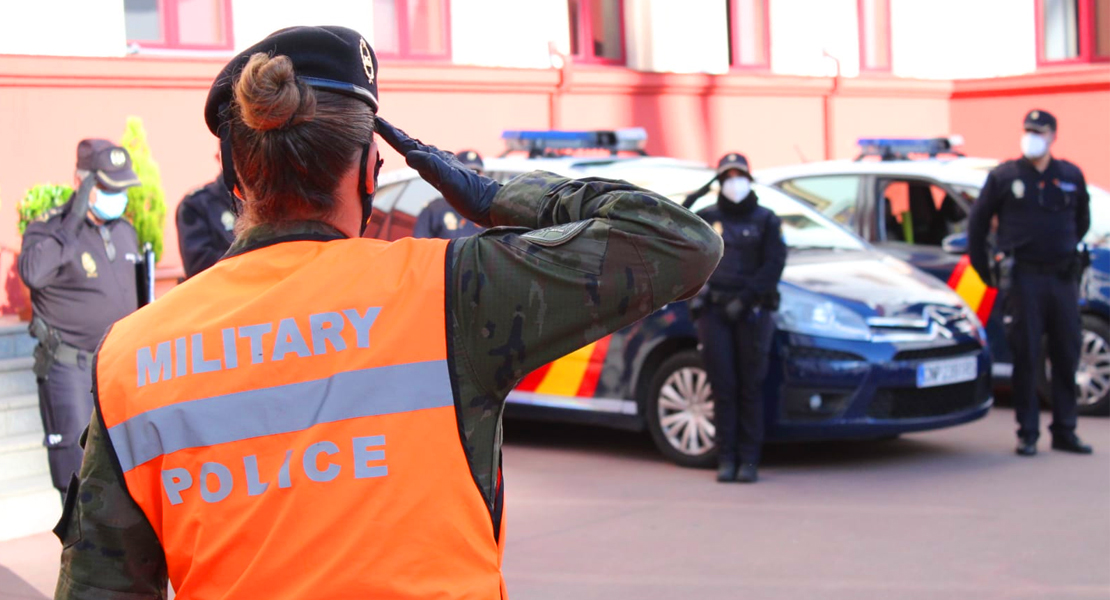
[869,176,970,282]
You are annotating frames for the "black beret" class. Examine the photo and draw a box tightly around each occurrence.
[204,25,379,137]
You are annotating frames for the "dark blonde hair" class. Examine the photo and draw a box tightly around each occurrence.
[230,52,374,226]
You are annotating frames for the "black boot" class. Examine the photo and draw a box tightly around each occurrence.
[716,458,738,483]
[1051,434,1093,454]
[1015,437,1037,457]
[735,463,758,483]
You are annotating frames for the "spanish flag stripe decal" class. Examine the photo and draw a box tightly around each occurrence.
[534,342,598,396]
[946,255,997,322]
[515,363,552,392]
[575,335,612,397]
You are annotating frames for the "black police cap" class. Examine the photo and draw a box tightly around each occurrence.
[1023,109,1056,133]
[76,139,141,192]
[455,149,484,171]
[716,152,752,178]
[204,25,379,137]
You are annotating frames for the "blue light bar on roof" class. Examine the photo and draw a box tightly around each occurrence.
[857,137,962,157]
[501,128,648,153]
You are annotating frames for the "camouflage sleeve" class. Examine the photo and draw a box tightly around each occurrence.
[448,170,723,499]
[55,416,168,599]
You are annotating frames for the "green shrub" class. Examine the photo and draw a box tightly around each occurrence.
[120,116,167,262]
[17,184,73,235]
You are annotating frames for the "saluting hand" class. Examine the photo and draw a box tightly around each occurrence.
[62,173,98,234]
[375,117,500,227]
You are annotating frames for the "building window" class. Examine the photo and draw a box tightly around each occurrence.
[727,0,770,69]
[124,0,234,50]
[858,0,891,71]
[568,0,626,65]
[1037,0,1110,64]
[374,0,451,60]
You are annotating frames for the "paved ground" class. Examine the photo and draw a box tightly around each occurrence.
[2,407,1108,600]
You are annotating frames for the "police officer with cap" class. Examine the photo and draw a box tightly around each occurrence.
[412,149,486,239]
[968,109,1092,457]
[176,160,239,278]
[685,152,786,483]
[18,138,141,499]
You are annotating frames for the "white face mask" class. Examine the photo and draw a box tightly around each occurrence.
[720,176,751,203]
[1021,132,1049,160]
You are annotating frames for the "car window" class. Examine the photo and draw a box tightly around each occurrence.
[777,175,862,229]
[392,177,441,216]
[877,179,967,247]
[372,180,407,213]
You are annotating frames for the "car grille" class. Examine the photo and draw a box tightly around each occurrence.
[893,342,983,362]
[867,375,988,420]
[787,347,865,362]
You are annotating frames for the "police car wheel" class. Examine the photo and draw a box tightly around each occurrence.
[1039,315,1110,417]
[644,350,718,468]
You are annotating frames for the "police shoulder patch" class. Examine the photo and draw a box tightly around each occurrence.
[1011,179,1025,199]
[520,220,591,247]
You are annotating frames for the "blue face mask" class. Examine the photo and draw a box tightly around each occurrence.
[91,189,129,221]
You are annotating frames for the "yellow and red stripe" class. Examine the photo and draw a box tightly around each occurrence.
[515,336,613,397]
[947,255,997,323]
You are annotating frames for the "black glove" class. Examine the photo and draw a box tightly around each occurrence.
[375,118,500,226]
[61,174,97,234]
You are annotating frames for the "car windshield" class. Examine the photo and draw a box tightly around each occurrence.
[581,163,867,251]
[1088,185,1110,244]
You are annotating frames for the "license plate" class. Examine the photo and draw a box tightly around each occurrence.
[916,356,978,388]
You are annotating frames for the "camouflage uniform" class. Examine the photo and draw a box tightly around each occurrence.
[55,171,722,598]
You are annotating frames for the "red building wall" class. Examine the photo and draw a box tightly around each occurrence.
[0,54,1105,316]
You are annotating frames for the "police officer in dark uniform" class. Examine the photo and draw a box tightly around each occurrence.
[18,139,142,497]
[176,168,238,278]
[685,153,787,483]
[412,150,486,239]
[968,109,1092,457]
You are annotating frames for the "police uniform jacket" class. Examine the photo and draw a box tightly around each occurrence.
[176,176,237,278]
[697,193,787,304]
[412,197,485,239]
[19,196,140,352]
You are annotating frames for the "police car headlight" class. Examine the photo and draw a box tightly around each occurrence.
[774,286,871,341]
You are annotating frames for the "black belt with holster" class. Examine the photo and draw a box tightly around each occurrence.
[29,316,90,379]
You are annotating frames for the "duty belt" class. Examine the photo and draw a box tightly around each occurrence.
[52,342,90,367]
[1016,258,1074,276]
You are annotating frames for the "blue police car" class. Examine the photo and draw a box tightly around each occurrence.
[758,137,1110,416]
[371,131,992,467]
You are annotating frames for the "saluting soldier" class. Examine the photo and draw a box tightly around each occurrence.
[18,138,141,499]
[53,26,722,599]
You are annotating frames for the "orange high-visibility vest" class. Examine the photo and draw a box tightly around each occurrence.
[95,236,506,599]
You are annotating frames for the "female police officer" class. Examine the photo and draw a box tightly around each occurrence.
[685,153,786,484]
[54,26,721,599]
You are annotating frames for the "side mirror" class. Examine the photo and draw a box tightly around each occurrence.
[942,232,968,255]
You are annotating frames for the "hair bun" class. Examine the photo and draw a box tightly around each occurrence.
[234,53,317,131]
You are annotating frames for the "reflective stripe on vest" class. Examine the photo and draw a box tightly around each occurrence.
[95,237,505,600]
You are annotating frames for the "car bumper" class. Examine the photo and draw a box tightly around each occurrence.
[767,334,993,441]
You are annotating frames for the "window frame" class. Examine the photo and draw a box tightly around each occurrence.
[1035,0,1110,66]
[569,0,628,66]
[727,0,772,71]
[125,0,235,51]
[857,0,893,73]
[374,0,453,61]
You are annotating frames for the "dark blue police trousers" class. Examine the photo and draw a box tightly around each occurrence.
[1006,268,1081,442]
[696,306,774,465]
